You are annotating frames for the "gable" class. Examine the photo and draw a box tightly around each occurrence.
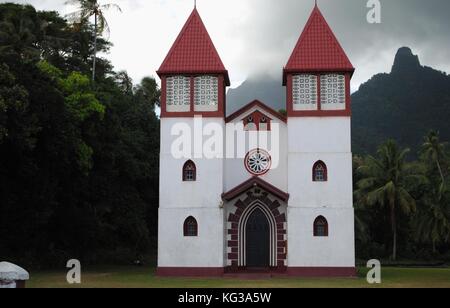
[226,100,287,124]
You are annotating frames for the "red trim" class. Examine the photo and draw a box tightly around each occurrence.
[244,149,272,176]
[161,76,167,115]
[345,73,352,112]
[317,74,321,111]
[222,177,290,202]
[288,110,351,117]
[228,195,287,268]
[190,77,195,113]
[156,267,356,277]
[158,70,230,86]
[243,110,272,131]
[286,72,352,117]
[286,267,356,277]
[225,267,287,275]
[283,69,354,86]
[226,100,287,123]
[160,74,226,118]
[219,75,226,115]
[156,267,225,277]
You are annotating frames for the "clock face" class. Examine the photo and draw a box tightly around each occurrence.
[245,149,272,176]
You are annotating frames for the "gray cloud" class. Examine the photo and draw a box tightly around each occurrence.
[224,0,450,90]
[7,0,450,91]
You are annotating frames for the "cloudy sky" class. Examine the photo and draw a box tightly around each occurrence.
[11,0,450,91]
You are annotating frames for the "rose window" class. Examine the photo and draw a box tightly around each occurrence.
[245,149,272,176]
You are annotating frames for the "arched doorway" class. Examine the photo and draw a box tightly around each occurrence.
[245,208,270,268]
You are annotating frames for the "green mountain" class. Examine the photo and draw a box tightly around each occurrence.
[226,47,450,155]
[352,47,450,155]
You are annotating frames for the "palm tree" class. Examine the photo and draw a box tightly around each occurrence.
[356,140,424,260]
[0,10,40,61]
[415,191,450,253]
[65,0,121,81]
[135,77,161,108]
[421,130,447,190]
[415,131,450,253]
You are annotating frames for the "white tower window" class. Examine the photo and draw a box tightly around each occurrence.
[194,76,219,112]
[320,74,346,110]
[292,74,318,111]
[166,76,191,112]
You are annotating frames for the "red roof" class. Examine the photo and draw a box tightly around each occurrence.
[283,5,354,83]
[222,177,290,202]
[226,100,287,123]
[157,8,230,86]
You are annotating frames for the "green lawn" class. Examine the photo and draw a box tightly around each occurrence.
[27,266,450,288]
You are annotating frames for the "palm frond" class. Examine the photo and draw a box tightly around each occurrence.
[100,3,122,13]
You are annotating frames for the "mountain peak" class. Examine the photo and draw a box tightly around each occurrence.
[391,47,422,74]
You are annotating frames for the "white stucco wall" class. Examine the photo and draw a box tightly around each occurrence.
[224,106,288,192]
[160,155,224,208]
[288,117,351,153]
[159,118,226,268]
[287,207,355,267]
[286,116,354,267]
[158,112,355,269]
[287,117,353,208]
[160,118,225,209]
[158,207,225,267]
[288,153,353,208]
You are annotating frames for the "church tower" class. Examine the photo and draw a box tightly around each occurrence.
[283,4,356,275]
[156,7,229,276]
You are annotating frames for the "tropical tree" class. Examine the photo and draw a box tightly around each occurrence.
[134,77,161,110]
[0,4,41,62]
[421,130,448,192]
[413,131,450,253]
[65,0,121,81]
[0,63,29,144]
[415,188,450,253]
[356,140,425,260]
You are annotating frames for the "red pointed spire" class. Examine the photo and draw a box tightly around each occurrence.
[283,5,354,84]
[157,8,230,85]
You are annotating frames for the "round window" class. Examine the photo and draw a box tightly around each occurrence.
[245,149,272,176]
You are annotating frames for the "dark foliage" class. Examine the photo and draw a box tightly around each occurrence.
[0,4,159,268]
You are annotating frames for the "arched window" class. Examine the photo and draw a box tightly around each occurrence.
[314,216,329,237]
[244,116,257,131]
[313,161,328,182]
[183,216,198,237]
[183,160,196,182]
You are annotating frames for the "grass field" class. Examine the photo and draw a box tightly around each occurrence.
[27,266,450,288]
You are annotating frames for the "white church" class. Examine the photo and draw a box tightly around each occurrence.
[156,4,356,277]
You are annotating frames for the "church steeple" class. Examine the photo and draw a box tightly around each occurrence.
[283,5,354,117]
[283,5,353,83]
[157,8,229,84]
[157,8,229,118]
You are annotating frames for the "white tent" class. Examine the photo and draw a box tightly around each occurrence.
[0,262,29,284]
